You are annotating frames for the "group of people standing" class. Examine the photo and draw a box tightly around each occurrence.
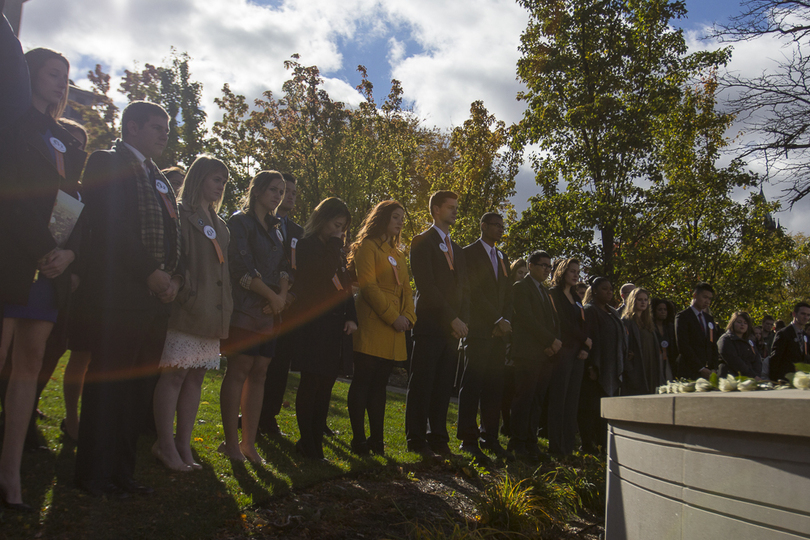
[2,19,809,514]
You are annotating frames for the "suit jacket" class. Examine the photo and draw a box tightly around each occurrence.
[277,214,304,275]
[462,239,512,339]
[510,276,560,361]
[0,107,85,308]
[769,325,809,381]
[675,307,719,379]
[82,140,180,314]
[410,227,469,338]
[583,303,625,397]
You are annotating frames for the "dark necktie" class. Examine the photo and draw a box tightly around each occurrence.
[698,312,707,335]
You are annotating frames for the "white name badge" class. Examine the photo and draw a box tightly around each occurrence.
[576,302,583,308]
[661,340,669,348]
[749,340,755,347]
[497,250,503,259]
[439,243,449,253]
[388,255,398,266]
[50,137,66,153]
[155,179,169,194]
[708,322,714,329]
[276,229,283,242]
[204,225,216,239]
[291,238,298,248]
[805,335,808,343]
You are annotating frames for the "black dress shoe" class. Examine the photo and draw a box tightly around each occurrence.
[459,442,491,465]
[115,479,154,496]
[430,443,454,457]
[407,443,439,459]
[323,426,336,437]
[350,439,370,456]
[367,439,385,456]
[481,439,514,461]
[2,499,35,512]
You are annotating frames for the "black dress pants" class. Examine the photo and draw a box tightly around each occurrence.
[347,352,394,445]
[456,337,506,444]
[259,334,293,431]
[295,370,335,459]
[547,346,585,455]
[405,334,457,450]
[509,354,555,450]
[75,308,167,492]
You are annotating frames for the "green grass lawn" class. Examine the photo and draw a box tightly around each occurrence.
[2,355,458,539]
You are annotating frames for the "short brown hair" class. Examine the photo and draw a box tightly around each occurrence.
[428,190,458,218]
[121,101,169,139]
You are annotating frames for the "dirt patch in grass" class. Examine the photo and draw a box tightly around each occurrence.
[222,464,604,539]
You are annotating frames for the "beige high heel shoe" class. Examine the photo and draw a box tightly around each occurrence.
[152,442,193,472]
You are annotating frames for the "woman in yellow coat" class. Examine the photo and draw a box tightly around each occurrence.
[347,200,416,455]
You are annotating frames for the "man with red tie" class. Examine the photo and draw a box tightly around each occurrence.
[675,282,719,380]
[406,191,469,457]
[76,101,182,497]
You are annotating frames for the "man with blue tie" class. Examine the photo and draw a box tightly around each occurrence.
[456,213,512,463]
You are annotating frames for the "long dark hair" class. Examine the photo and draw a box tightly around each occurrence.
[304,197,352,247]
[242,170,284,213]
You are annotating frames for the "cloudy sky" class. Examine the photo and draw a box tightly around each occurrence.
[13,0,809,233]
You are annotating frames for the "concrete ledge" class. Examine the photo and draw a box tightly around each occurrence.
[603,391,810,540]
[602,389,810,438]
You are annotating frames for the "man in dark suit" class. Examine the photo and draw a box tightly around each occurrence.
[456,213,512,462]
[75,101,182,497]
[508,251,560,460]
[259,172,304,437]
[675,282,719,380]
[406,190,469,456]
[768,302,810,381]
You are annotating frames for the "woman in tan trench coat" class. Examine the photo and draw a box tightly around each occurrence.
[347,200,416,455]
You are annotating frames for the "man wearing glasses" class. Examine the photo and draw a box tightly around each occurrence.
[457,213,513,463]
[507,250,561,460]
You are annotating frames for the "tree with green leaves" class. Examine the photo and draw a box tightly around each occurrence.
[119,49,208,169]
[511,0,726,282]
[67,64,118,153]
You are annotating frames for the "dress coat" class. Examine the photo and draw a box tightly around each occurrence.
[352,237,416,361]
[675,307,719,379]
[289,235,357,378]
[170,202,233,339]
[0,107,85,309]
[226,210,288,335]
[622,318,662,395]
[717,331,762,379]
[583,303,626,397]
[549,286,589,353]
[81,140,181,315]
[769,324,809,381]
[510,276,560,362]
[410,227,469,338]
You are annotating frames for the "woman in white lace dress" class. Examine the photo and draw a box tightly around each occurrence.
[152,155,233,471]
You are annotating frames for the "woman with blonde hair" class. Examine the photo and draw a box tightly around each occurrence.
[346,200,415,455]
[219,171,289,462]
[621,287,662,394]
[152,155,233,471]
[0,47,84,510]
